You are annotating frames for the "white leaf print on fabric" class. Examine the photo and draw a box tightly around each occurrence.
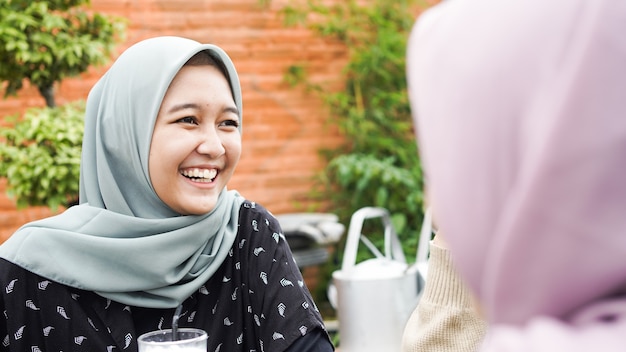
[14,325,25,340]
[214,343,223,352]
[2,334,9,347]
[299,325,308,335]
[199,285,209,295]
[158,317,164,330]
[124,333,132,349]
[74,336,87,345]
[235,261,241,270]
[107,346,116,352]
[123,306,131,313]
[25,300,40,310]
[277,303,286,317]
[265,218,270,226]
[43,327,54,337]
[280,278,293,287]
[30,347,42,352]
[88,317,99,331]
[260,272,268,284]
[57,306,70,319]
[272,233,280,243]
[236,332,243,344]
[5,279,17,294]
[37,281,50,290]
[252,220,259,231]
[222,276,231,283]
[298,280,304,287]
[253,247,265,256]
[302,301,310,309]
[224,317,234,326]
[272,332,285,340]
[239,239,246,248]
[231,287,238,300]
[105,299,112,309]
[254,314,261,326]
[71,293,80,300]
[187,311,196,322]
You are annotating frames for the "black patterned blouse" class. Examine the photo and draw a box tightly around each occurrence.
[0,201,333,351]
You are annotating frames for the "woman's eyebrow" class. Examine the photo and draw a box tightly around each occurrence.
[166,103,200,114]
[167,104,238,115]
[225,106,240,116]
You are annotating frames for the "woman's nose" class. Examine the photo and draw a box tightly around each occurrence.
[196,127,225,157]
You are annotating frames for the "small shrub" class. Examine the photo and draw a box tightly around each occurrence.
[0,101,85,210]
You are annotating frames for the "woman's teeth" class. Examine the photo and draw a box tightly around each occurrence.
[181,168,217,182]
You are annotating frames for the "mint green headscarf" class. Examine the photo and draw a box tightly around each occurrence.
[0,37,245,308]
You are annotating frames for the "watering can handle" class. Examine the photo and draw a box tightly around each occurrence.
[341,207,406,271]
[415,208,433,265]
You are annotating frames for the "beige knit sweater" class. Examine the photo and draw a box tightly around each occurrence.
[401,241,486,352]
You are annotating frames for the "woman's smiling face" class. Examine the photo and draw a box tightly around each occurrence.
[149,62,241,215]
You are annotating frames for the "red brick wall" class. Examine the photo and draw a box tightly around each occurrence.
[0,0,348,241]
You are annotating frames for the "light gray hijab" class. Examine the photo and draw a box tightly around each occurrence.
[0,37,245,308]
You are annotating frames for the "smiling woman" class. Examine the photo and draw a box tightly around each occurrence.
[149,56,242,216]
[0,37,334,351]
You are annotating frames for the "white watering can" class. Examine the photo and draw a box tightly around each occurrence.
[329,207,432,352]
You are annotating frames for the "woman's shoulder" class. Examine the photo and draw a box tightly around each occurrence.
[0,258,90,305]
[239,199,272,215]
[235,200,288,252]
[0,257,36,284]
[238,200,281,231]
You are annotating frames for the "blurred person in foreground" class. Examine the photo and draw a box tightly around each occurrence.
[405,0,626,350]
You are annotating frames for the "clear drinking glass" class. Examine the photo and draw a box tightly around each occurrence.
[137,328,207,352]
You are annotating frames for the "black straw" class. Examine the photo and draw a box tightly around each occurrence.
[171,304,183,341]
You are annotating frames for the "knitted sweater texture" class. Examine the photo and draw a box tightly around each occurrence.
[402,242,486,352]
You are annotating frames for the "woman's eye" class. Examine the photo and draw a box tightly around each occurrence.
[220,119,240,128]
[177,116,198,125]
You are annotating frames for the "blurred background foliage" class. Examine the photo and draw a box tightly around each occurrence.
[281,0,427,262]
[0,0,126,107]
[277,0,430,323]
[0,101,85,210]
[0,0,126,209]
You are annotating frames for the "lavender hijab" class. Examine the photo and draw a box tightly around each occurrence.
[0,37,244,308]
[408,0,626,348]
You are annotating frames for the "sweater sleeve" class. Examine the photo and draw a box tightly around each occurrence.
[402,241,486,352]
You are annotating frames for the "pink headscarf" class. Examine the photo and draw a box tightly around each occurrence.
[408,0,626,348]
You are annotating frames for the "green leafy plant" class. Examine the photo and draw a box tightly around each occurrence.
[0,101,85,210]
[282,0,428,260]
[0,0,126,107]
[0,1,126,209]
